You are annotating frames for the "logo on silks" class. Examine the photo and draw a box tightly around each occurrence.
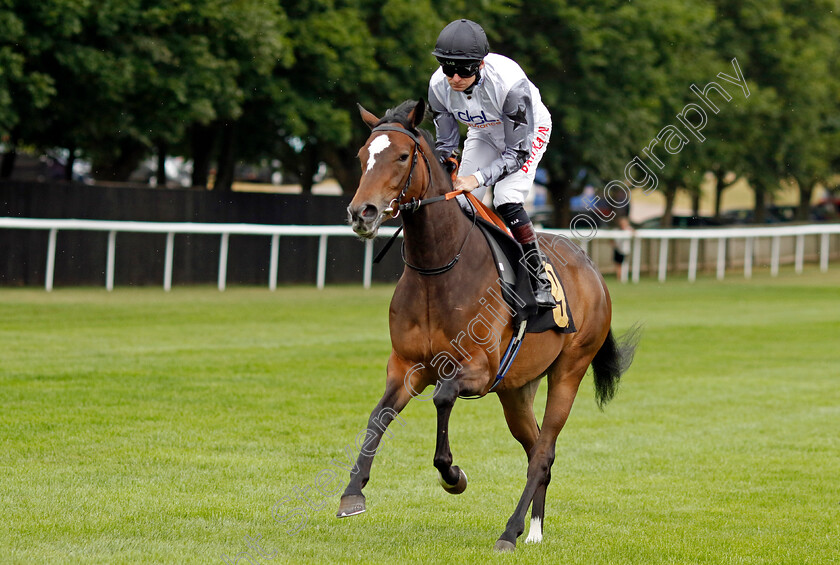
[521,126,550,173]
[457,109,502,128]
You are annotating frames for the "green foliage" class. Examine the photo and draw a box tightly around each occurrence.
[0,2,56,134]
[1,0,290,178]
[710,0,840,220]
[0,0,837,210]
[481,0,726,222]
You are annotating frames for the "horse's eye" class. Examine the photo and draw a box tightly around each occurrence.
[398,153,410,162]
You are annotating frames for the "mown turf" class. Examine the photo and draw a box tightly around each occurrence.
[1,268,838,564]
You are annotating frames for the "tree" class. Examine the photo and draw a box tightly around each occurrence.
[4,0,836,212]
[711,0,840,223]
[482,0,720,227]
[614,0,721,228]
[0,1,60,177]
[775,0,840,220]
[177,0,291,190]
[265,0,444,194]
[1,0,291,185]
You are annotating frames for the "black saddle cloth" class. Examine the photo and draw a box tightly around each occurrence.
[474,216,576,334]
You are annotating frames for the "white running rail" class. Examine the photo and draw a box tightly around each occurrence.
[1,217,838,291]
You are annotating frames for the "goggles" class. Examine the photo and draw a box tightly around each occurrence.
[438,59,481,78]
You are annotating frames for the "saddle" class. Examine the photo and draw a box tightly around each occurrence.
[463,193,576,335]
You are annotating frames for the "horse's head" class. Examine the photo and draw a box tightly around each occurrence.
[348,99,432,238]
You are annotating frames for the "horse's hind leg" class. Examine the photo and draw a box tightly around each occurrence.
[494,355,591,552]
[433,378,468,494]
[496,380,546,543]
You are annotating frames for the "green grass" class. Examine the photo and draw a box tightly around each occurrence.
[1,269,839,564]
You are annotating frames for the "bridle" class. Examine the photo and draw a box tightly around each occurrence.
[368,124,476,276]
[370,125,433,217]
[366,123,524,395]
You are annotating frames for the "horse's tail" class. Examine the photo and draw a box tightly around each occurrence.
[591,324,642,410]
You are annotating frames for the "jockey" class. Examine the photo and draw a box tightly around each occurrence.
[428,19,556,309]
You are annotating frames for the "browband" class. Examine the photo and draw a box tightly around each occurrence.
[371,124,424,146]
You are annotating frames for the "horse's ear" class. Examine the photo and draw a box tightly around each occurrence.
[407,99,426,129]
[358,104,379,129]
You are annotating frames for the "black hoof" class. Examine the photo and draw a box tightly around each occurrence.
[336,494,366,518]
[494,539,516,552]
[438,467,468,495]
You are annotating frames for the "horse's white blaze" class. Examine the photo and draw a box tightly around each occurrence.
[525,517,543,543]
[365,134,391,173]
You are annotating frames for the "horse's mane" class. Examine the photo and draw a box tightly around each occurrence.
[376,100,441,161]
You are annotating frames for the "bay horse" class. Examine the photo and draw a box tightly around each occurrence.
[341,99,638,551]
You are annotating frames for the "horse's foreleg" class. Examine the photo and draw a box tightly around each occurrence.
[433,378,468,494]
[494,357,588,552]
[336,368,414,518]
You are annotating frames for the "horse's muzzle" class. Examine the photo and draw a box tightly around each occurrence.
[348,203,383,238]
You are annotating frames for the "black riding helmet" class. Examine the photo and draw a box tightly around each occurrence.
[432,19,490,61]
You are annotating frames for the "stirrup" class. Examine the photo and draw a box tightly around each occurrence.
[533,278,556,309]
[530,259,556,309]
[520,239,556,309]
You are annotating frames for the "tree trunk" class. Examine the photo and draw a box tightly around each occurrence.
[214,122,237,192]
[711,168,734,219]
[322,143,359,195]
[1,144,17,179]
[794,177,814,222]
[661,184,678,228]
[714,184,723,218]
[547,177,572,228]
[191,123,217,188]
[298,141,319,194]
[156,144,168,188]
[691,190,701,217]
[753,181,767,224]
[64,147,76,182]
[92,139,146,181]
[544,159,575,228]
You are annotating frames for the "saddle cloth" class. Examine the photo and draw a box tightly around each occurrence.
[469,206,577,335]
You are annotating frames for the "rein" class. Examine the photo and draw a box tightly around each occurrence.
[370,124,476,276]
[397,188,463,213]
[399,203,477,276]
[367,122,523,397]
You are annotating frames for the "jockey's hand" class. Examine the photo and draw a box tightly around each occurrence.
[454,175,480,192]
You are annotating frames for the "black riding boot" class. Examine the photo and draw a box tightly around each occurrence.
[521,240,556,309]
[496,202,557,310]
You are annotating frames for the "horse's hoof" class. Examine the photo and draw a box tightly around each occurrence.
[494,539,516,552]
[438,467,468,495]
[336,494,366,518]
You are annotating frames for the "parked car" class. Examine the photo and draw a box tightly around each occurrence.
[813,196,840,220]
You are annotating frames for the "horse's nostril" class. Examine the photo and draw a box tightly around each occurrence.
[361,205,378,220]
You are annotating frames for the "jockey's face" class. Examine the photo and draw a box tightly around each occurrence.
[445,61,484,92]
